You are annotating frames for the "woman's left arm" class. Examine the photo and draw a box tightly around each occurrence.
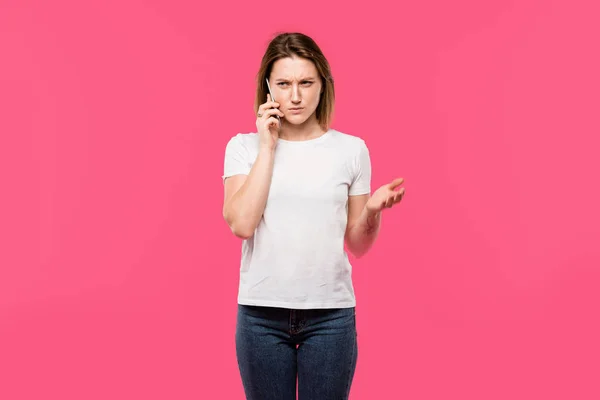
[344,178,405,258]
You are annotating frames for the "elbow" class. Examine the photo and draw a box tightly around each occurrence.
[231,225,254,240]
[350,248,367,259]
[223,209,255,240]
[345,234,372,258]
[345,241,367,259]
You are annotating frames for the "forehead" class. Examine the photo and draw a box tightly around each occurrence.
[271,56,318,80]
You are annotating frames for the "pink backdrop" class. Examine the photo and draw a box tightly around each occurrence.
[1,0,599,398]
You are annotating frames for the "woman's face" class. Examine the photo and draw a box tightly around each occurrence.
[268,56,323,126]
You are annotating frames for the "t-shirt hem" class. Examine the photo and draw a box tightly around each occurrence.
[237,297,356,309]
[222,171,249,182]
[348,189,370,196]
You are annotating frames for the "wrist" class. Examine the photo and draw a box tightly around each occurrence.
[364,204,381,218]
[258,145,276,156]
[367,210,381,219]
[363,207,381,234]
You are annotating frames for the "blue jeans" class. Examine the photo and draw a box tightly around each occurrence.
[235,304,358,400]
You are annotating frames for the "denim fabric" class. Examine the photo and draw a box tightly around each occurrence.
[235,304,358,400]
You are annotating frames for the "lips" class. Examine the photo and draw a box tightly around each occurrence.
[288,108,304,111]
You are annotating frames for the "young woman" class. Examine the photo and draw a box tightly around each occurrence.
[222,32,405,400]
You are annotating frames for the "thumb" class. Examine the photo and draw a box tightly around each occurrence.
[388,177,404,190]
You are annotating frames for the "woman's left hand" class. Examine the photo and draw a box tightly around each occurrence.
[365,177,406,215]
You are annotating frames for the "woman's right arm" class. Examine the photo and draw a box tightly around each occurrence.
[223,94,283,239]
[222,147,275,239]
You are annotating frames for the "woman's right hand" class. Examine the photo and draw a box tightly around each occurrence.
[256,94,284,150]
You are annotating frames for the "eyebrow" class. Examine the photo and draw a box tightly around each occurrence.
[274,77,316,82]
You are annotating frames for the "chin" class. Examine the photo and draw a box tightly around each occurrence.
[287,113,315,125]
[284,117,309,125]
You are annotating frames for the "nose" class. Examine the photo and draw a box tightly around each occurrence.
[291,84,301,103]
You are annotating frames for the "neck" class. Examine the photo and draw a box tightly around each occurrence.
[279,116,325,141]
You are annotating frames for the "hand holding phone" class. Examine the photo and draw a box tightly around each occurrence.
[255,79,284,150]
[265,78,281,123]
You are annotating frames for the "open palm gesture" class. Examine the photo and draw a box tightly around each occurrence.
[365,178,406,215]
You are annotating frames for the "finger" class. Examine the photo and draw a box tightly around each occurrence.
[395,188,405,200]
[266,94,280,108]
[257,106,281,119]
[393,192,404,204]
[262,108,284,118]
[260,94,279,109]
[259,94,271,114]
[388,177,404,190]
[258,101,280,113]
[266,116,280,128]
[385,196,394,208]
[268,107,284,117]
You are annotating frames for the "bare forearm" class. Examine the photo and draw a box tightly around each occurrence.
[346,207,381,258]
[226,148,275,238]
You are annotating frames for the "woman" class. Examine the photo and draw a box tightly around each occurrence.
[222,32,405,400]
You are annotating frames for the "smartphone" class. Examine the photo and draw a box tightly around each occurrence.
[265,78,281,123]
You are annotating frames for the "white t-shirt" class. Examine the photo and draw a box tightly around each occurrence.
[222,128,371,309]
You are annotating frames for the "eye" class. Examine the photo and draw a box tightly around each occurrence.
[301,81,313,86]
[277,82,288,86]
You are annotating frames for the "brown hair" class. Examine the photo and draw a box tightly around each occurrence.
[254,32,335,131]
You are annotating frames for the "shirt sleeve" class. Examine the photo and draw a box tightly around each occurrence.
[222,134,251,182]
[348,139,372,196]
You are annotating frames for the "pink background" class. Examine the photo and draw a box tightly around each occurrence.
[1,0,599,398]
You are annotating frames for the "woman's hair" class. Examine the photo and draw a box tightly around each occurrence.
[254,32,335,131]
